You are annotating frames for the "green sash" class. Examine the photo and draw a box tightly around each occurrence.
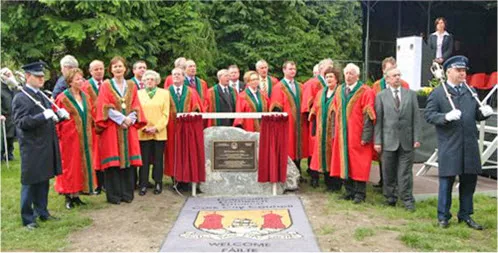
[318,75,327,88]
[246,88,263,112]
[169,85,188,113]
[380,78,387,90]
[320,87,336,173]
[281,79,302,157]
[184,76,204,99]
[63,90,94,191]
[340,82,363,178]
[88,78,99,95]
[110,79,130,168]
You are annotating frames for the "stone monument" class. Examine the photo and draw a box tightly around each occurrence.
[199,127,300,195]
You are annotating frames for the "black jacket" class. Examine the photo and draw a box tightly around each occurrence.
[12,86,62,184]
[1,82,16,137]
[429,33,454,62]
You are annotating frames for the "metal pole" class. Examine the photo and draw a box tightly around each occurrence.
[2,120,9,168]
[364,0,370,80]
[397,1,402,37]
[427,1,432,38]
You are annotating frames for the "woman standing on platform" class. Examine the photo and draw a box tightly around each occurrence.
[96,56,146,204]
[55,68,96,209]
[429,17,454,64]
[234,71,269,132]
[137,70,169,196]
[308,66,342,190]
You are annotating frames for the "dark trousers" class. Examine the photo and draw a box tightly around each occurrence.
[310,170,343,191]
[139,140,165,187]
[381,146,415,205]
[1,137,15,159]
[344,178,366,200]
[438,174,477,221]
[104,167,134,204]
[293,159,301,174]
[96,170,105,189]
[20,180,50,225]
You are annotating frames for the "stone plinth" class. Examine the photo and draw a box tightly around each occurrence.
[199,127,299,196]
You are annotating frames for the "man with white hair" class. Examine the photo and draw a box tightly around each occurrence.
[52,55,79,99]
[81,60,106,194]
[1,67,18,161]
[164,57,187,87]
[331,63,376,204]
[164,67,202,181]
[206,69,236,126]
[255,59,279,97]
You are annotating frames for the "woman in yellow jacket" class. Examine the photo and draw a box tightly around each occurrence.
[137,70,170,195]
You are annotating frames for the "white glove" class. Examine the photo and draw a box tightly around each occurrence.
[128,111,137,124]
[43,109,57,120]
[479,105,494,117]
[56,108,70,120]
[445,109,462,122]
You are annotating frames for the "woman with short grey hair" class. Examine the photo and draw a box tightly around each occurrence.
[137,70,170,195]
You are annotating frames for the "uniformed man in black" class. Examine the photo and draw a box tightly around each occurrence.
[12,61,62,230]
[425,55,493,230]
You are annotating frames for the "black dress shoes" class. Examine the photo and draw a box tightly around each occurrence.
[339,194,354,201]
[153,183,163,195]
[139,186,147,196]
[147,181,155,189]
[384,198,397,207]
[73,197,86,206]
[438,219,449,228]
[94,186,102,195]
[310,178,319,188]
[458,217,483,230]
[40,215,60,222]
[65,196,74,210]
[353,197,365,204]
[25,222,38,230]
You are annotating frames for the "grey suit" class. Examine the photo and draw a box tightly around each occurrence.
[375,87,421,206]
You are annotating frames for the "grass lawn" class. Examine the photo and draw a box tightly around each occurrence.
[1,147,108,251]
[1,148,496,251]
[303,167,497,252]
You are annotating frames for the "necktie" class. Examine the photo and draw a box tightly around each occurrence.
[345,87,351,97]
[261,80,267,93]
[189,78,195,88]
[290,81,296,94]
[139,82,143,89]
[97,80,102,91]
[176,87,181,100]
[455,85,461,95]
[394,89,400,109]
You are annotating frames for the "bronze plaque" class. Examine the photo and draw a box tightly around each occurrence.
[212,140,257,172]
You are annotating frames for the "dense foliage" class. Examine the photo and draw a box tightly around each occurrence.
[1,0,362,85]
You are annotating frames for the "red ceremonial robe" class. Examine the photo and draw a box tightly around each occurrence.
[163,75,173,88]
[206,84,237,127]
[82,78,103,171]
[309,87,337,173]
[301,75,327,157]
[55,90,97,194]
[184,77,209,111]
[165,85,203,176]
[261,76,280,98]
[95,79,146,169]
[269,79,309,160]
[330,83,376,182]
[234,88,269,132]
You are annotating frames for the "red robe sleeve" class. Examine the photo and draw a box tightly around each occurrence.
[164,75,173,88]
[269,83,285,111]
